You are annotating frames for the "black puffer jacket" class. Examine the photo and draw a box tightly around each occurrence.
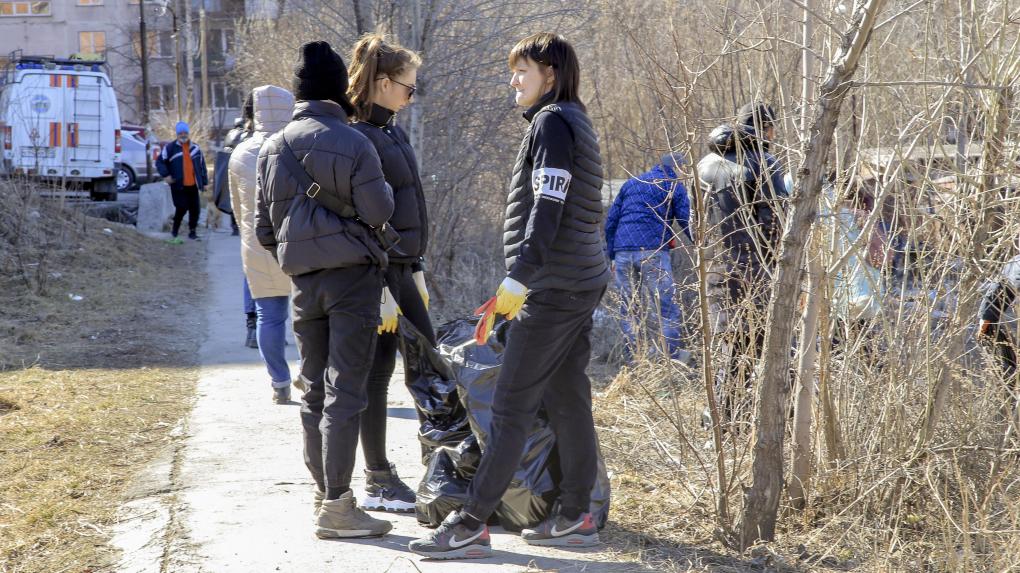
[255,99,394,276]
[350,104,428,266]
[697,124,788,303]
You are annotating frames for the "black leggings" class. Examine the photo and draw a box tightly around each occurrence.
[360,263,435,470]
[171,185,201,235]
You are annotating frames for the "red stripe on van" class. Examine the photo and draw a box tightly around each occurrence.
[50,122,61,147]
[66,123,78,148]
[50,75,62,88]
[66,75,78,88]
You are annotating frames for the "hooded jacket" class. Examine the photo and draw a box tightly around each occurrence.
[254,99,394,276]
[350,104,428,267]
[697,124,788,302]
[229,85,295,298]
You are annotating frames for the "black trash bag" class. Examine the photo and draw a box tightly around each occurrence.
[431,314,612,531]
[398,316,471,453]
[212,151,234,215]
[414,447,471,527]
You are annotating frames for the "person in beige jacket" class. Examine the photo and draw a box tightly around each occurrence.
[229,85,302,404]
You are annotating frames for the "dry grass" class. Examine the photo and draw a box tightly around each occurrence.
[592,350,1020,572]
[0,183,205,572]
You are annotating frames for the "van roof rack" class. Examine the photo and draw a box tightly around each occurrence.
[3,49,112,83]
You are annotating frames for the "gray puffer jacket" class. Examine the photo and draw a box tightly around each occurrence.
[255,100,394,276]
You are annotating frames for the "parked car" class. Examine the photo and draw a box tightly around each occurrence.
[116,129,160,192]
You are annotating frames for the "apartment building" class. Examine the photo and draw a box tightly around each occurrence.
[0,0,247,138]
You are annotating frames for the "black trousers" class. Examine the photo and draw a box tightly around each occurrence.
[292,265,382,494]
[361,263,436,470]
[463,287,604,521]
[171,185,201,235]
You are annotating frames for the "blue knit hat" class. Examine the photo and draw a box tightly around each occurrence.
[175,121,190,135]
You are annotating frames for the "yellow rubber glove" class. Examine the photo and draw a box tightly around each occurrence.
[494,277,527,320]
[412,270,429,309]
[379,287,401,334]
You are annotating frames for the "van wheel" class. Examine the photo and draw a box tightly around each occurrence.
[116,165,135,193]
[90,178,118,202]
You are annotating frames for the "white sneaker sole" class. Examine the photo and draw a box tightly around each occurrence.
[409,544,492,560]
[361,495,416,513]
[523,532,600,547]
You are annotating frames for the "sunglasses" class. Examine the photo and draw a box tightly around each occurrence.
[377,76,416,98]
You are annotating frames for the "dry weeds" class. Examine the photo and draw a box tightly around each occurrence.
[0,183,205,572]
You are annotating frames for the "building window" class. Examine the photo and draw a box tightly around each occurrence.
[148,85,176,111]
[0,1,51,16]
[77,0,102,5]
[133,30,174,58]
[79,31,106,56]
[211,82,241,109]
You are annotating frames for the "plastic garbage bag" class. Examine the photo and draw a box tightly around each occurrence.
[413,314,611,530]
[212,151,234,215]
[398,316,471,453]
[414,446,472,527]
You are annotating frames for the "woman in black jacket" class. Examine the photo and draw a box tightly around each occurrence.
[346,32,430,514]
[410,32,608,559]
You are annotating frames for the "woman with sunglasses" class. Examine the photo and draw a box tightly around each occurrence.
[345,32,431,514]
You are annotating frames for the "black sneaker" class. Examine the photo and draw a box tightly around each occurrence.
[188,230,200,240]
[408,511,492,560]
[362,463,416,513]
[273,386,291,404]
[521,510,599,547]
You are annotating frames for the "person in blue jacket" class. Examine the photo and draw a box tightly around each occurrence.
[156,121,209,242]
[604,152,691,361]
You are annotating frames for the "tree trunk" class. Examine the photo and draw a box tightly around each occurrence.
[352,0,372,36]
[789,241,820,510]
[735,0,887,550]
[788,0,818,513]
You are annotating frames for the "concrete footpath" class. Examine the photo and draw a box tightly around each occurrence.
[111,231,646,573]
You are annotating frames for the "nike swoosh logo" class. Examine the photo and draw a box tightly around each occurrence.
[550,520,584,537]
[449,529,485,548]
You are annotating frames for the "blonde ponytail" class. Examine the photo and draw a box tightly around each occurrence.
[347,32,422,121]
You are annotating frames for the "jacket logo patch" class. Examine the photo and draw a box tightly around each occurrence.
[532,168,571,202]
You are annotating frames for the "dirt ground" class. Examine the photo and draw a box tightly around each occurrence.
[0,191,207,572]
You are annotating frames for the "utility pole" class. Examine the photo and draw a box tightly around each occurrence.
[199,3,209,120]
[139,0,153,181]
[183,0,194,118]
[170,4,182,121]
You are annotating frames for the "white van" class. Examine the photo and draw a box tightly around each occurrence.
[0,55,121,200]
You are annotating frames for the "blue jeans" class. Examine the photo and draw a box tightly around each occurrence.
[614,249,683,358]
[255,296,291,388]
[243,278,256,315]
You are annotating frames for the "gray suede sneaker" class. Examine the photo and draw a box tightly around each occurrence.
[315,491,392,539]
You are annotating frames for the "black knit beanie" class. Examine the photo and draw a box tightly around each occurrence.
[293,41,356,116]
